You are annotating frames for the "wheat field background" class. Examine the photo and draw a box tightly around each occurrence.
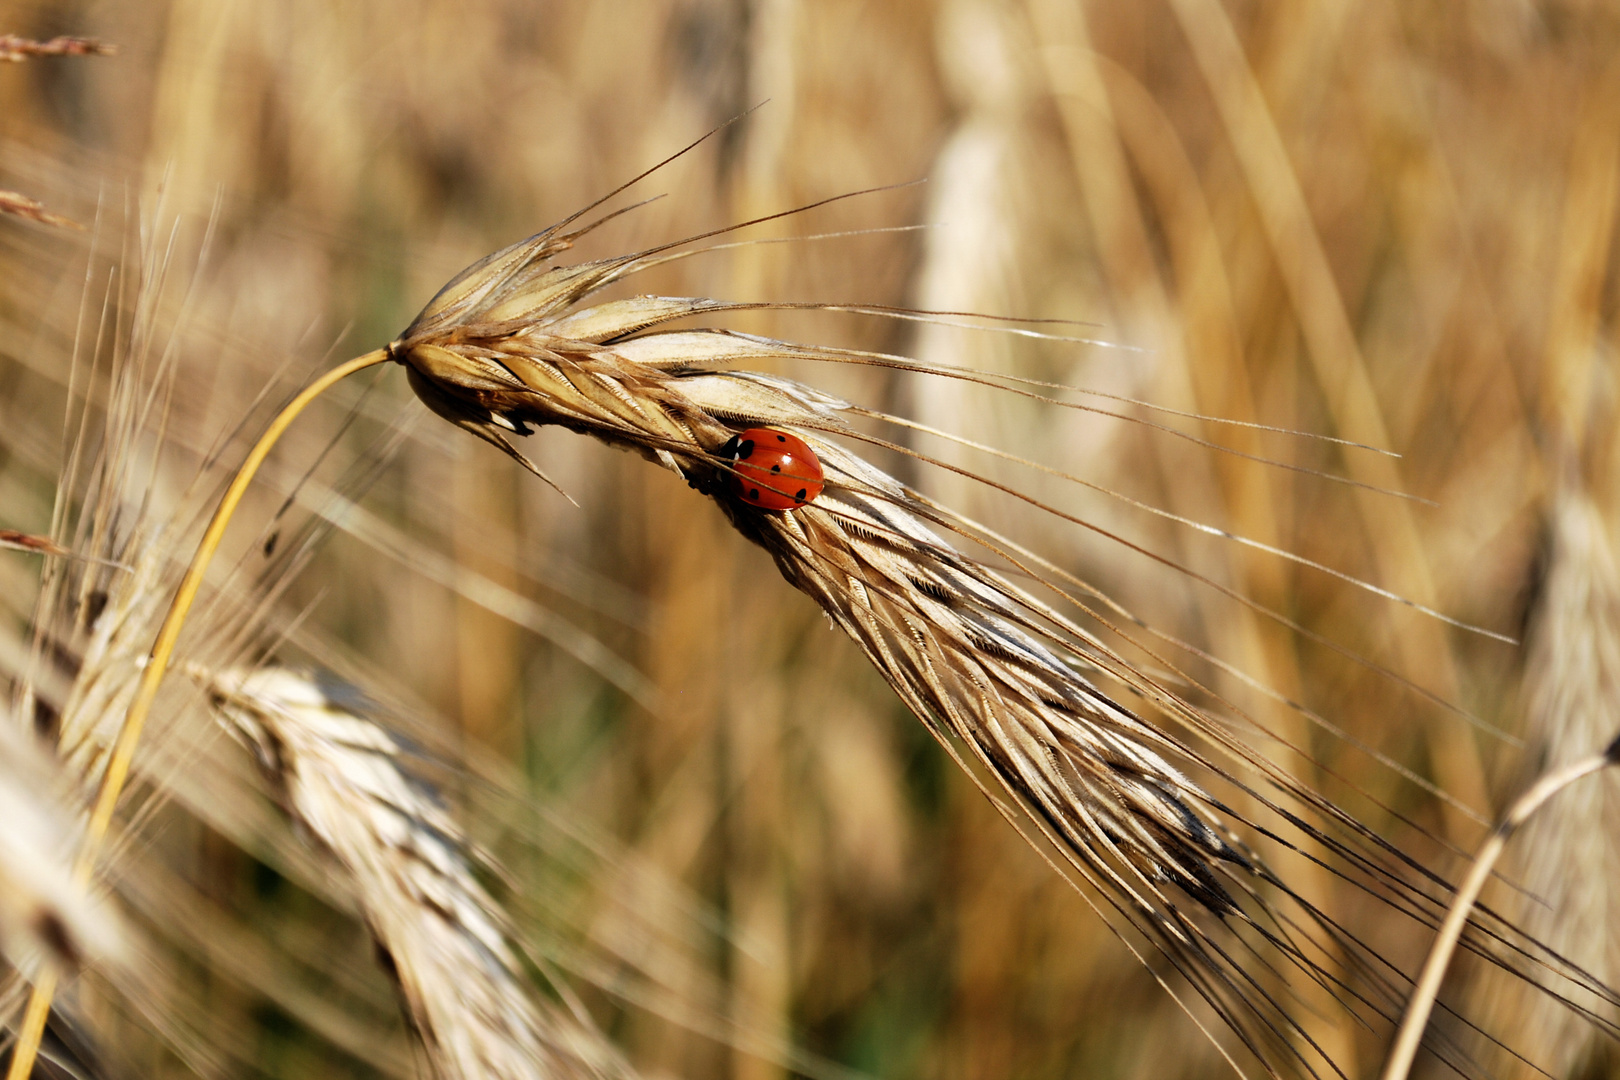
[1,1,1618,1078]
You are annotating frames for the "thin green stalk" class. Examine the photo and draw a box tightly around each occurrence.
[1380,733,1620,1080]
[6,348,390,1080]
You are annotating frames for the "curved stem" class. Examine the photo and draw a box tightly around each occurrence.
[1379,736,1620,1080]
[6,348,390,1080]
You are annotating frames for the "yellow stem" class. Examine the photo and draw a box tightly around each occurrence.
[6,970,55,1078]
[6,348,390,1080]
[1379,740,1620,1080]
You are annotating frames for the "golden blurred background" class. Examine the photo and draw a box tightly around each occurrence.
[2,0,1618,1077]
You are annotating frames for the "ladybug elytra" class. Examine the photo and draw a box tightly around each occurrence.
[720,427,825,511]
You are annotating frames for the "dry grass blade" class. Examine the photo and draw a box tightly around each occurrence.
[203,666,637,1080]
[0,190,82,230]
[0,529,69,557]
[0,34,113,61]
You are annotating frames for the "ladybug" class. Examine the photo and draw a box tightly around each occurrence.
[720,427,825,511]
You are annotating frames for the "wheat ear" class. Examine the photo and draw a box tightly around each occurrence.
[6,348,388,1080]
[202,666,636,1079]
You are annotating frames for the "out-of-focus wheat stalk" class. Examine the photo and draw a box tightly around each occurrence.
[1460,50,1620,1075]
[203,665,637,1080]
[2,172,421,1074]
[3,200,243,1078]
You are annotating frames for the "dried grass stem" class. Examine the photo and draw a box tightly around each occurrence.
[1380,738,1620,1080]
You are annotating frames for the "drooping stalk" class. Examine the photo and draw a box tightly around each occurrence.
[6,348,390,1080]
[1380,733,1620,1080]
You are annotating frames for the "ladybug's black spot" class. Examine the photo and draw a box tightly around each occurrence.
[775,433,787,442]
[738,439,755,459]
[770,463,781,473]
[795,488,808,501]
[748,487,761,500]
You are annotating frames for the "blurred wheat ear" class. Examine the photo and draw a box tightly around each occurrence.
[0,713,124,1080]
[1470,488,1620,1077]
[0,716,123,980]
[202,666,638,1080]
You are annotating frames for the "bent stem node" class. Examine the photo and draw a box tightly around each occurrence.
[1379,733,1620,1080]
[5,347,390,1080]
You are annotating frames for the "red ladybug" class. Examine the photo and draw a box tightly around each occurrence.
[721,427,825,511]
